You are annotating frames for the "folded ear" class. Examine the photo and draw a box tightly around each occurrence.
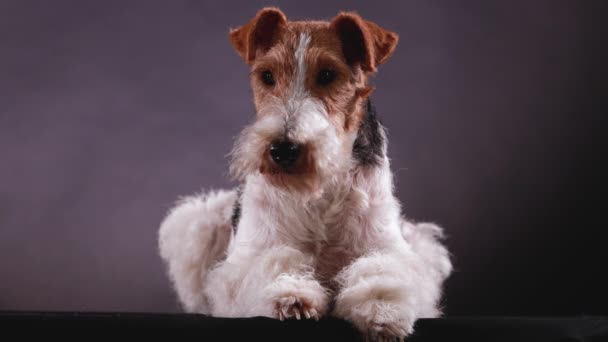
[229,7,287,63]
[330,12,399,73]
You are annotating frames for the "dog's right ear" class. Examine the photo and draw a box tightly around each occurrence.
[229,7,287,64]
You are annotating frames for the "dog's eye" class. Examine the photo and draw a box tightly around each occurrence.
[261,70,275,86]
[317,69,336,86]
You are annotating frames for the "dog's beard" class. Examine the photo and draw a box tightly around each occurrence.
[229,99,353,197]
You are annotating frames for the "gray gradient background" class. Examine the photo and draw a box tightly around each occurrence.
[1,1,606,315]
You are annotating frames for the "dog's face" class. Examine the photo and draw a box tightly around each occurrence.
[229,8,398,196]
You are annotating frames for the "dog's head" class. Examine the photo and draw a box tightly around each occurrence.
[228,8,398,196]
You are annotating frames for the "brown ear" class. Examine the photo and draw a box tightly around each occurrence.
[229,7,287,63]
[330,12,398,72]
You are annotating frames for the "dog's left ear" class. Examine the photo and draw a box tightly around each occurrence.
[330,12,398,73]
[229,7,288,64]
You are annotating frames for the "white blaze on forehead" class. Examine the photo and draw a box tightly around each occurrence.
[287,33,311,114]
[284,33,332,145]
[294,33,310,90]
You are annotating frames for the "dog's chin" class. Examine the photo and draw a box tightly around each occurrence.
[261,171,322,197]
[258,145,325,197]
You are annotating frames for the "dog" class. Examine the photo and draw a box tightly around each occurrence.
[158,7,453,341]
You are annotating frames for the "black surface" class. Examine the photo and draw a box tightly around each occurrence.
[1,312,607,341]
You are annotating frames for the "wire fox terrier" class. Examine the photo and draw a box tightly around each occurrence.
[159,7,453,341]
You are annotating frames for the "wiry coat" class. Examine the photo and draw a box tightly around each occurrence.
[158,8,452,341]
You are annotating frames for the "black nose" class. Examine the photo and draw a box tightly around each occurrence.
[269,140,301,168]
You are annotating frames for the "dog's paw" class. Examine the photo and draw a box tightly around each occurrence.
[274,295,321,321]
[266,272,329,321]
[364,320,413,342]
[352,301,415,342]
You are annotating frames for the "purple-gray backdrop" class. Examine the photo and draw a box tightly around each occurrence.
[1,0,606,315]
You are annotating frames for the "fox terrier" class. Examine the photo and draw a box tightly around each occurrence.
[159,7,453,341]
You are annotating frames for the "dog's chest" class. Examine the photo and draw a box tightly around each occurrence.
[314,239,357,289]
[306,192,364,287]
[271,179,373,285]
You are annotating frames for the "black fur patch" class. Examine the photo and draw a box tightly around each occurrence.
[231,187,243,232]
[353,99,385,166]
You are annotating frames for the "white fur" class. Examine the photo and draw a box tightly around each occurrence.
[287,32,311,115]
[159,157,452,339]
[158,189,236,313]
[158,31,452,340]
[229,94,351,201]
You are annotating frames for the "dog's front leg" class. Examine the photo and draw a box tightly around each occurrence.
[333,246,431,341]
[204,245,329,320]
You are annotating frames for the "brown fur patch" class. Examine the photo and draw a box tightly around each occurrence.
[230,8,287,63]
[330,12,399,72]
